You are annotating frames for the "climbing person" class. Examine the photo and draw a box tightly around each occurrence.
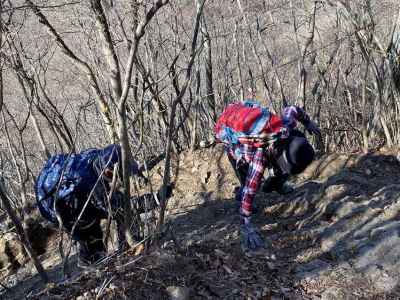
[260,128,315,195]
[35,144,172,266]
[215,100,321,253]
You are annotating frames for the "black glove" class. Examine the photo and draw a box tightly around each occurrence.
[304,120,321,136]
[240,216,265,252]
[157,184,174,200]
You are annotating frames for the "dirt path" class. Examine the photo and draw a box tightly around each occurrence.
[2,147,400,299]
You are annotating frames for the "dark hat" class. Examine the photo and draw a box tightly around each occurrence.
[276,136,315,175]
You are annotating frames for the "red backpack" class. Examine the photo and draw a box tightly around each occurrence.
[214,101,283,146]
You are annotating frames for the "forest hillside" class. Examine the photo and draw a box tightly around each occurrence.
[0,0,400,299]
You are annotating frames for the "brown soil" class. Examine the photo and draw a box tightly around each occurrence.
[1,145,400,299]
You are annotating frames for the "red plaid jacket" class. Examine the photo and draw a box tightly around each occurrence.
[225,105,310,216]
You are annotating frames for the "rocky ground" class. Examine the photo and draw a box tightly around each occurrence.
[1,145,400,299]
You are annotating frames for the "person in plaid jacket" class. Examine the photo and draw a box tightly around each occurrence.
[215,101,321,252]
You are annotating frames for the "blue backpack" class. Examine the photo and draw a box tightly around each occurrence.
[35,145,122,223]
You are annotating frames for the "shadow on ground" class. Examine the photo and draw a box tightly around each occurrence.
[2,149,400,299]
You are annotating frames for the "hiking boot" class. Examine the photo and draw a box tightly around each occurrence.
[77,241,106,268]
[242,236,276,260]
[77,251,106,268]
[92,251,106,263]
[77,255,92,268]
[244,246,277,260]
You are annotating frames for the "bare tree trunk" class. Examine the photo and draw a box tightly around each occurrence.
[157,0,205,230]
[389,6,400,93]
[361,65,370,153]
[234,21,244,101]
[90,0,122,100]
[0,180,48,283]
[25,0,117,142]
[380,116,394,148]
[2,111,28,209]
[0,1,2,113]
[190,68,201,152]
[290,0,316,109]
[236,0,282,107]
[30,109,51,160]
[197,0,215,121]
[117,0,171,246]
[9,58,52,159]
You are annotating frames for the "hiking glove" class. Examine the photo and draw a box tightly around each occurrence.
[240,216,265,251]
[304,120,321,137]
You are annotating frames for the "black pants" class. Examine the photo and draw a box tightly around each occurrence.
[227,150,288,197]
[55,190,163,261]
[227,153,248,186]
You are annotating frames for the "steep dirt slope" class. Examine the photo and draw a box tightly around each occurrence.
[1,145,400,299]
